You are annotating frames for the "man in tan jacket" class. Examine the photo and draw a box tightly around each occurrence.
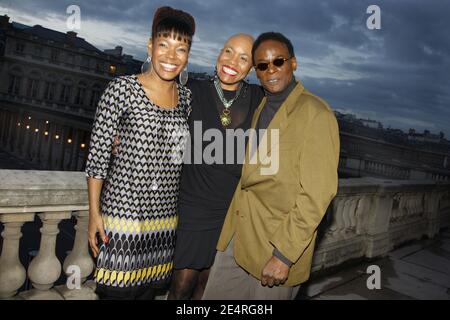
[202,32,340,300]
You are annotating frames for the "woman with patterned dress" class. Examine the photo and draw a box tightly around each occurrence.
[85,6,195,300]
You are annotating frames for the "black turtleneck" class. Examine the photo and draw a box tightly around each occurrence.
[255,76,297,134]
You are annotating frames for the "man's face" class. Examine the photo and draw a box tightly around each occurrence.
[254,40,297,93]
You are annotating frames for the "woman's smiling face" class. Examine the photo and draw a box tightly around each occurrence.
[148,32,190,81]
[216,34,254,90]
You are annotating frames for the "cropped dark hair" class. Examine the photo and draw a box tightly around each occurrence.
[151,6,196,46]
[252,32,295,65]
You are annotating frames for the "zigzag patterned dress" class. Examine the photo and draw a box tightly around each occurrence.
[85,75,191,296]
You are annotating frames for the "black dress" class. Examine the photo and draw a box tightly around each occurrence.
[174,78,264,270]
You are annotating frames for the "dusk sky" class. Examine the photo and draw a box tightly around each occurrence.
[1,0,449,137]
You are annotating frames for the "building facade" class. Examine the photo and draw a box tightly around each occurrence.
[0,15,133,171]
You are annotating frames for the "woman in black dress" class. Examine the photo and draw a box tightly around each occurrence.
[168,34,264,299]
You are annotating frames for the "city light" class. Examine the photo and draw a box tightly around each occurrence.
[26,125,30,129]
[44,131,49,136]
[46,121,49,124]
[35,129,39,132]
[55,135,60,139]
[81,143,86,148]
[17,123,20,126]
[68,139,72,143]
[28,116,31,120]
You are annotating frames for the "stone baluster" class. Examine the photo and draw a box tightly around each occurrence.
[26,211,72,299]
[354,195,371,235]
[364,188,394,258]
[51,211,96,300]
[425,191,441,238]
[327,197,346,238]
[347,197,359,232]
[63,211,94,284]
[0,213,35,299]
[340,198,353,236]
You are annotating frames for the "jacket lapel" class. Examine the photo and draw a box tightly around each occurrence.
[243,81,305,181]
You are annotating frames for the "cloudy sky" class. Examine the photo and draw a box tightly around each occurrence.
[1,0,449,137]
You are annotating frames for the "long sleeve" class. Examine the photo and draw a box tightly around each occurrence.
[269,108,340,263]
[85,77,129,180]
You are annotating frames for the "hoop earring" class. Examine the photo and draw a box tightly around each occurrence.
[179,66,188,86]
[141,56,152,74]
[210,68,218,82]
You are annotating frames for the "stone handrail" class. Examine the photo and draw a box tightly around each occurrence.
[0,170,449,299]
[339,155,450,181]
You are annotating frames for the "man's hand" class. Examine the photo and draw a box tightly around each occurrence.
[261,255,290,287]
[112,136,120,155]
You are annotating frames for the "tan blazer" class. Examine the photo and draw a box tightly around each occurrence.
[216,81,340,286]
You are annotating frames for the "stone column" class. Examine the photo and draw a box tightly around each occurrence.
[77,131,88,171]
[27,211,72,299]
[0,110,7,147]
[13,113,24,157]
[43,123,54,170]
[0,213,35,299]
[7,113,18,152]
[21,117,30,159]
[64,127,74,170]
[68,129,81,171]
[57,125,68,170]
[35,120,46,166]
[49,124,59,170]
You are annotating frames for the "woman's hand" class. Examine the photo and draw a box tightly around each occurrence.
[88,212,108,258]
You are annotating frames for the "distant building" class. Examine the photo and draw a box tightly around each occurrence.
[360,119,382,129]
[104,45,142,75]
[408,129,442,144]
[0,15,134,171]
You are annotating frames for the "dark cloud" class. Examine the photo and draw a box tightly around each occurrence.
[2,0,449,136]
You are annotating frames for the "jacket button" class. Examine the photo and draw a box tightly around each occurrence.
[236,210,239,215]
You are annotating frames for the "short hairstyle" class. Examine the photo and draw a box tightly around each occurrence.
[252,32,295,65]
[151,6,196,46]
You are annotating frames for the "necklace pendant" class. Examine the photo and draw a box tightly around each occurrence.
[220,109,232,127]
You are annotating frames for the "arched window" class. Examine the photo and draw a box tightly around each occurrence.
[89,83,102,108]
[75,81,87,105]
[8,66,23,95]
[44,74,57,101]
[59,78,73,103]
[26,71,41,98]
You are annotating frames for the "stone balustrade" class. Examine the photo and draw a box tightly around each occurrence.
[0,170,95,299]
[0,170,449,299]
[312,178,450,272]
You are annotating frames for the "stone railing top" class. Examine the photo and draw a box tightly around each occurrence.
[337,177,448,195]
[0,170,87,190]
[340,131,450,158]
[0,170,448,213]
[0,170,88,212]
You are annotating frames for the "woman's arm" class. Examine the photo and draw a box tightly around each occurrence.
[87,177,107,258]
[84,77,128,257]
